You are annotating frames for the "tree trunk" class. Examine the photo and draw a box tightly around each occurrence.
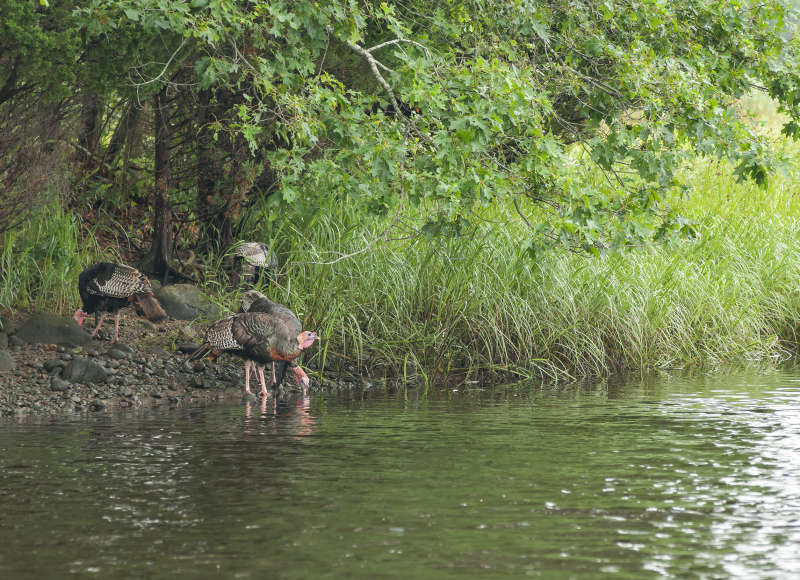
[146,87,172,279]
[195,89,223,250]
[77,91,103,166]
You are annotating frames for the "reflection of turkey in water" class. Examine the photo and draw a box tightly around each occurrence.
[2,371,800,579]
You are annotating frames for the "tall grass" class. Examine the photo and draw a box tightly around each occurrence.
[0,204,105,314]
[266,147,800,384]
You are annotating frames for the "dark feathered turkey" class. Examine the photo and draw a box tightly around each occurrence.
[73,262,168,344]
[239,290,307,389]
[189,311,317,397]
[233,242,278,285]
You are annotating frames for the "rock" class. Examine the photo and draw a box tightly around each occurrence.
[0,316,16,334]
[111,343,134,354]
[90,399,106,411]
[43,360,65,375]
[178,343,201,354]
[0,332,7,350]
[62,357,108,384]
[0,350,16,371]
[108,348,130,360]
[49,376,70,392]
[154,284,219,321]
[8,335,25,347]
[14,313,93,347]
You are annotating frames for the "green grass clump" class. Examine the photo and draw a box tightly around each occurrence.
[0,204,105,314]
[267,148,800,384]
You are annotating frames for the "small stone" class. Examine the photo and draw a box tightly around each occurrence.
[89,399,106,411]
[43,359,65,373]
[8,335,24,347]
[192,361,206,372]
[108,349,130,360]
[0,350,16,371]
[178,343,201,354]
[151,392,163,399]
[192,376,206,388]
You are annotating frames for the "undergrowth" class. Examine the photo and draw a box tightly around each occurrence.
[4,97,800,386]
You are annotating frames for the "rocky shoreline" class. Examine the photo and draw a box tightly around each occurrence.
[0,310,345,418]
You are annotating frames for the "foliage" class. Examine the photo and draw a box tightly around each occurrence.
[0,205,106,313]
[269,142,800,383]
[3,0,797,256]
[64,0,800,254]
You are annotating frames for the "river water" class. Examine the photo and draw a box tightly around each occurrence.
[2,371,800,579]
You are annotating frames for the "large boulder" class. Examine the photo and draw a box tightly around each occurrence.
[14,313,93,347]
[154,284,219,321]
[62,357,107,384]
[0,350,15,371]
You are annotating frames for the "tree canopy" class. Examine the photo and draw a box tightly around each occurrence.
[2,0,800,263]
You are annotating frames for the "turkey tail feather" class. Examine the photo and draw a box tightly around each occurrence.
[135,292,168,322]
[189,343,211,361]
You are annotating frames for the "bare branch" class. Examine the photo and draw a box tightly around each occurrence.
[131,39,187,88]
[346,40,403,117]
[367,38,432,59]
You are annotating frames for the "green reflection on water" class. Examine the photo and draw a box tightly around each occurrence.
[2,371,800,579]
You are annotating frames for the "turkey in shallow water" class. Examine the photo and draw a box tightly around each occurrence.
[239,290,299,388]
[73,262,167,344]
[189,311,317,397]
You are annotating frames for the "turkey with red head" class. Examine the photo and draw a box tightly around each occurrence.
[189,311,317,398]
[73,262,168,344]
[239,290,310,390]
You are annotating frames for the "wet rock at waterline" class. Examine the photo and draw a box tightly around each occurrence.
[61,357,108,384]
[14,313,93,347]
[49,376,70,392]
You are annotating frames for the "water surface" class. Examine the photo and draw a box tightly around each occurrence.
[2,371,800,578]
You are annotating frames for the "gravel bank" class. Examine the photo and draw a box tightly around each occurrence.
[0,313,337,417]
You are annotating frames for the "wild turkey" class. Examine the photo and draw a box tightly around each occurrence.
[73,262,168,344]
[233,241,278,285]
[239,290,303,388]
[189,311,317,398]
